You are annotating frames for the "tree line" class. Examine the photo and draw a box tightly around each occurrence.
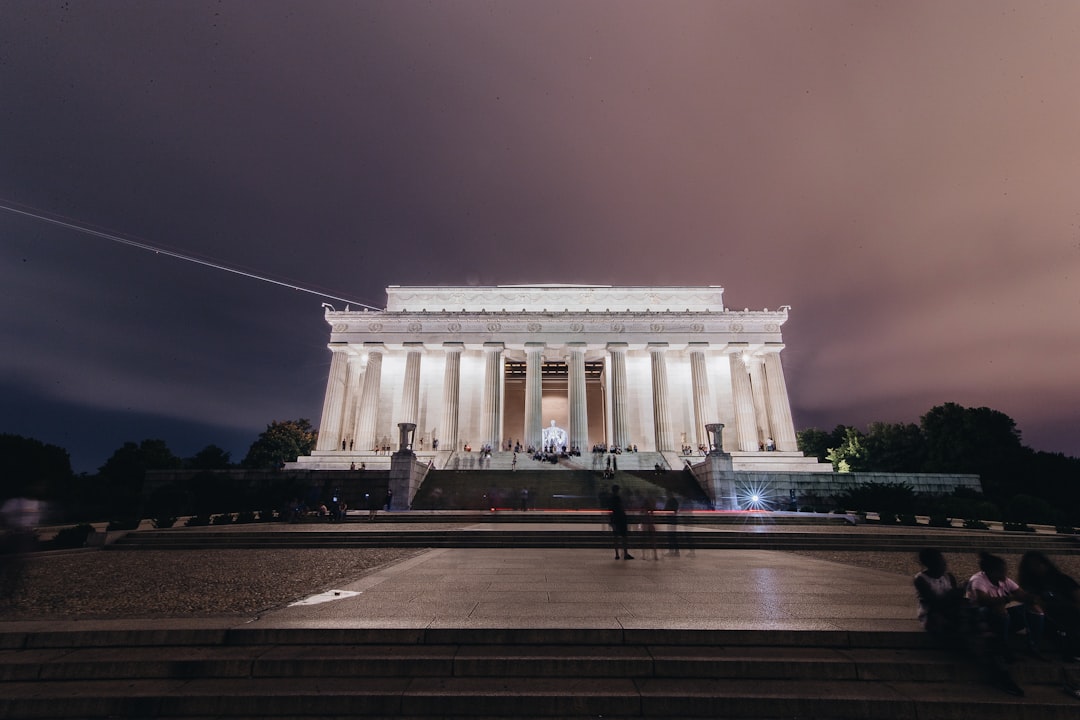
[2,403,1078,526]
[0,419,316,523]
[798,402,1080,526]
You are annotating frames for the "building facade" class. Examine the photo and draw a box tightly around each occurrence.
[298,285,830,472]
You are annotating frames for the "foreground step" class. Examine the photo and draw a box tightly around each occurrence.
[2,676,1079,719]
[1,628,1078,719]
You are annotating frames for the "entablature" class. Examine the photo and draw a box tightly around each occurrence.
[325,308,788,347]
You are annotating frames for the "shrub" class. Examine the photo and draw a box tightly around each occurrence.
[898,514,919,526]
[875,512,898,525]
[963,518,990,530]
[257,509,277,522]
[1004,495,1055,525]
[928,514,952,528]
[185,514,211,527]
[151,516,177,529]
[1055,525,1078,535]
[106,518,140,531]
[1003,521,1035,533]
[45,523,94,550]
[211,513,234,526]
[235,511,256,524]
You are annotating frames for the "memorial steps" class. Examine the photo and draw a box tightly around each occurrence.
[105,517,1080,554]
[2,625,1078,718]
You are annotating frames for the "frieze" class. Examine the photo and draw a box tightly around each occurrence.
[329,308,789,342]
[384,285,727,313]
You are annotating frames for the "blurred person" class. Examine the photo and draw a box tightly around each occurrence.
[1018,550,1080,662]
[968,552,1045,662]
[607,485,632,560]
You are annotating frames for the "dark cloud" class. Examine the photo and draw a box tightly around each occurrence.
[2,1,1079,472]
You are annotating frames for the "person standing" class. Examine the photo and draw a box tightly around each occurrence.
[608,485,633,560]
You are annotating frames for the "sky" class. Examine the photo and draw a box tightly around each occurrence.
[2,1,1079,474]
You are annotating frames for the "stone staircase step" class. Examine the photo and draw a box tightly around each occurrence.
[4,627,1079,719]
[106,525,1080,553]
[3,675,1078,719]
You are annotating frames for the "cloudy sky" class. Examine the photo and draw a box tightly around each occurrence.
[2,1,1078,473]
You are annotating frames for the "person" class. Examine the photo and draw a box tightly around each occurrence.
[913,548,967,640]
[967,552,1045,662]
[664,494,681,555]
[1018,550,1080,662]
[519,487,529,512]
[640,494,659,560]
[607,484,632,560]
[383,488,393,511]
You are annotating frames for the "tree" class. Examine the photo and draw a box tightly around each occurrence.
[862,422,926,473]
[242,419,317,469]
[97,439,182,517]
[797,425,850,464]
[0,433,74,501]
[185,444,232,470]
[920,403,1026,501]
[827,427,867,472]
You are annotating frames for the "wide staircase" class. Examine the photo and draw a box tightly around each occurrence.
[106,515,1080,553]
[410,462,707,511]
[1,625,1077,718]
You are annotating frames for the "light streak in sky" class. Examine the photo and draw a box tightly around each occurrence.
[0,201,380,310]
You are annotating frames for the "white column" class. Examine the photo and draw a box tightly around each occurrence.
[354,345,384,451]
[567,343,588,451]
[524,343,544,450]
[689,344,712,450]
[650,343,672,452]
[315,344,349,451]
[608,343,629,448]
[481,342,504,449]
[727,348,759,452]
[441,343,462,452]
[746,356,771,447]
[342,354,365,450]
[763,346,799,452]
[400,344,422,425]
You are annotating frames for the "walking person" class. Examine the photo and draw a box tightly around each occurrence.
[607,485,633,560]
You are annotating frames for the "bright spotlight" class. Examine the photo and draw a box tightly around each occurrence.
[737,479,774,511]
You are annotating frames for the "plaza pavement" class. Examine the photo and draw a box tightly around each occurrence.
[246,544,919,633]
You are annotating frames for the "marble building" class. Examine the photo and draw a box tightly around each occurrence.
[295,285,831,473]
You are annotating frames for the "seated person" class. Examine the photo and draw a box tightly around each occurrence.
[967,552,1044,660]
[914,548,967,640]
[1018,550,1080,662]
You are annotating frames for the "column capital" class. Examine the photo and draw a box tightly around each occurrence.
[724,342,749,355]
[442,341,464,352]
[363,342,386,351]
[687,342,710,352]
[607,342,629,352]
[328,342,349,352]
[647,342,669,349]
[483,341,505,351]
[525,342,546,351]
[403,341,425,349]
[760,342,786,354]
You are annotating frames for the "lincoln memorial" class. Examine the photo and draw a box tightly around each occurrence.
[295,284,832,474]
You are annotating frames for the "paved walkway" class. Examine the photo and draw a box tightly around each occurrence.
[247,547,919,633]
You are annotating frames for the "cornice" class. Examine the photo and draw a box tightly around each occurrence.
[325,308,788,345]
